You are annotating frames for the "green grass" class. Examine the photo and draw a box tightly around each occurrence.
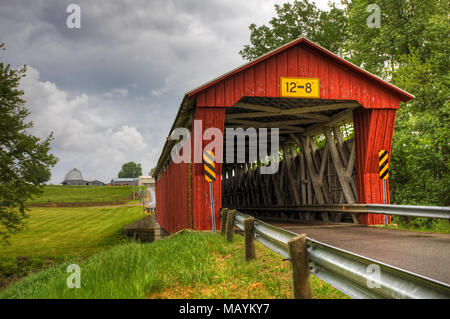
[0,206,143,285]
[26,185,141,204]
[386,216,450,234]
[0,231,348,299]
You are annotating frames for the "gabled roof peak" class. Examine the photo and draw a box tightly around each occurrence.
[187,37,414,101]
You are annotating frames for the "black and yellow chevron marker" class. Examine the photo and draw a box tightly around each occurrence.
[379,150,389,180]
[203,150,216,182]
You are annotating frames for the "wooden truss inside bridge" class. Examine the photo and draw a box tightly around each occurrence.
[223,97,359,223]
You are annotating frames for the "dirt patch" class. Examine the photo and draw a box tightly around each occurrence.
[148,281,273,299]
[0,257,58,291]
[26,201,128,208]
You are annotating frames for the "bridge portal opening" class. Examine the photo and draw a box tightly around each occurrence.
[222,97,360,223]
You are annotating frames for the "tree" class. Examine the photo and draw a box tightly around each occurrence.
[239,0,348,61]
[344,0,449,206]
[118,162,142,178]
[0,43,58,241]
[149,167,156,176]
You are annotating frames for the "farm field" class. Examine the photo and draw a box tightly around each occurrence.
[0,206,143,288]
[2,185,347,299]
[26,185,140,205]
[0,231,348,299]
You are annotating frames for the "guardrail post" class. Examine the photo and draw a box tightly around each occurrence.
[226,209,236,241]
[287,234,312,299]
[243,217,256,261]
[220,208,229,236]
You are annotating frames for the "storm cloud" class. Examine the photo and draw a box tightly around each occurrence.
[0,0,334,183]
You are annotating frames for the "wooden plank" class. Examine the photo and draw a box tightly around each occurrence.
[244,217,256,261]
[243,67,255,96]
[226,210,236,241]
[291,134,329,221]
[333,126,349,164]
[287,46,298,77]
[308,51,319,77]
[206,86,216,107]
[298,46,309,77]
[226,103,359,120]
[299,153,307,205]
[277,50,288,92]
[303,108,354,136]
[318,55,329,99]
[233,102,282,113]
[328,62,339,99]
[318,144,329,184]
[288,234,312,299]
[220,208,229,235]
[226,119,316,127]
[255,62,266,96]
[265,56,277,97]
[224,77,235,106]
[215,81,225,106]
[234,73,244,103]
[323,128,358,223]
[232,102,331,122]
[282,145,302,205]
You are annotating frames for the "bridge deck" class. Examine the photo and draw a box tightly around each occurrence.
[267,221,450,284]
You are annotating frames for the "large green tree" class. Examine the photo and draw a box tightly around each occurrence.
[0,43,58,241]
[240,0,449,206]
[118,162,142,178]
[344,0,449,205]
[239,0,348,61]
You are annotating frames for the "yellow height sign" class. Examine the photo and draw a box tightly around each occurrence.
[379,150,389,180]
[280,77,320,98]
[203,150,216,182]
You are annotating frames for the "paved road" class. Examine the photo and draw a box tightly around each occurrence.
[267,221,450,284]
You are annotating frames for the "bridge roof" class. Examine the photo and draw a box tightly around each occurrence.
[153,37,415,179]
[187,37,414,102]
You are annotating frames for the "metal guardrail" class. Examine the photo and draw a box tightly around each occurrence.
[234,211,450,299]
[231,204,450,219]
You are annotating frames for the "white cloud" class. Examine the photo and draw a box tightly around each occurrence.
[3,0,340,184]
[20,66,156,183]
[103,87,129,99]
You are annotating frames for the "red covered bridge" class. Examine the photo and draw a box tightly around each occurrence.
[153,37,414,234]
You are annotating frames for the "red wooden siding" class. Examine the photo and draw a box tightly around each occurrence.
[353,108,396,224]
[156,160,191,233]
[190,40,411,108]
[191,107,225,230]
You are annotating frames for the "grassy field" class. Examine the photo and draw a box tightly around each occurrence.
[2,185,348,299]
[0,206,143,287]
[0,231,348,299]
[26,185,140,204]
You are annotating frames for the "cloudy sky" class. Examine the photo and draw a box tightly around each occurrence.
[0,0,336,184]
